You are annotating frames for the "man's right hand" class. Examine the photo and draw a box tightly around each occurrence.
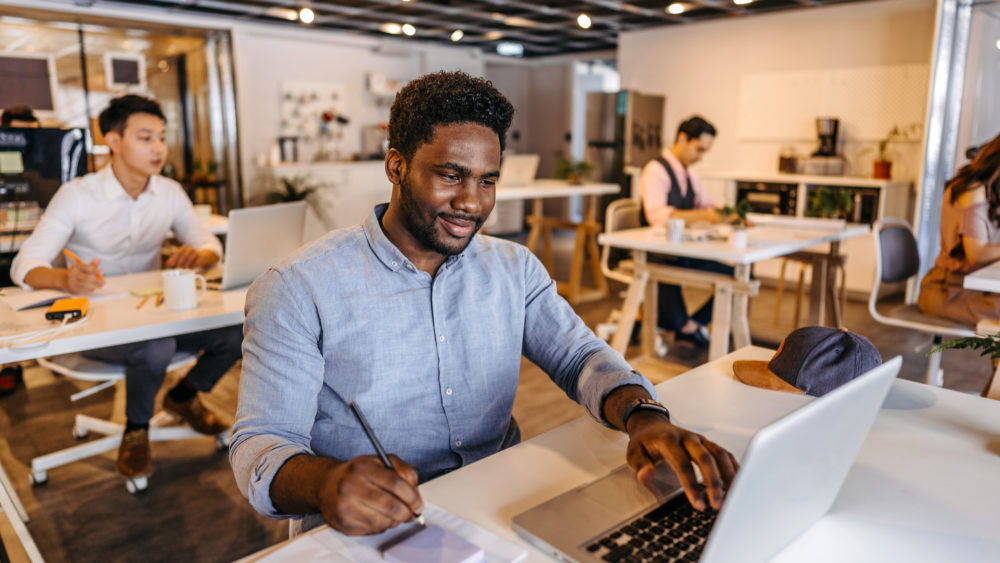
[317,454,424,536]
[65,258,104,294]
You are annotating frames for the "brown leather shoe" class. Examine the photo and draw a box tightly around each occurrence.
[163,394,229,435]
[117,428,151,477]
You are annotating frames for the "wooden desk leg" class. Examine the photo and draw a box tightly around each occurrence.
[826,241,843,327]
[525,198,543,252]
[808,254,829,326]
[730,264,751,350]
[566,223,587,305]
[586,225,609,298]
[610,257,648,356]
[984,362,1000,401]
[642,272,659,358]
[710,284,733,361]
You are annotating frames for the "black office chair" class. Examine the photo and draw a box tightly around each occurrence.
[868,218,975,386]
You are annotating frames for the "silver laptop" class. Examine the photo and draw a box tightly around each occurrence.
[215,201,307,290]
[497,154,539,187]
[513,356,902,563]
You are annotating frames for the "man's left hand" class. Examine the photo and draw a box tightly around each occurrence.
[625,411,738,511]
[166,245,218,269]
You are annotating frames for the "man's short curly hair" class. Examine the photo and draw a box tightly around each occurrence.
[389,71,514,162]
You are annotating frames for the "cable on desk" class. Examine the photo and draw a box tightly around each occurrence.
[0,316,89,351]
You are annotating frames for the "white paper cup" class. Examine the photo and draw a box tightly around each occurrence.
[162,269,207,311]
[729,228,748,249]
[667,218,685,243]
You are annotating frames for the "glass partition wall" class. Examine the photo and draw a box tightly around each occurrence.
[0,9,240,213]
[915,0,1000,290]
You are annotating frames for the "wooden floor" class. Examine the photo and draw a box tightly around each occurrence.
[0,231,994,562]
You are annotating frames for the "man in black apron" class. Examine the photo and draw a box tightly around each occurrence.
[639,116,732,349]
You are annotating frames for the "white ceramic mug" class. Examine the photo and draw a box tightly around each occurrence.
[162,269,207,311]
[193,204,212,223]
[729,228,748,249]
[667,218,685,243]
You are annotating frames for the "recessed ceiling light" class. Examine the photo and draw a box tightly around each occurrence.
[577,14,592,29]
[451,30,464,42]
[733,0,753,4]
[401,23,416,36]
[996,39,1000,50]
[265,7,299,21]
[299,8,315,24]
[496,42,524,57]
[667,3,685,15]
[484,31,504,40]
[380,22,402,34]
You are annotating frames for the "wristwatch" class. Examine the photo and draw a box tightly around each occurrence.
[621,398,670,430]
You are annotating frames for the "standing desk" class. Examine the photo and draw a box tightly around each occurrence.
[0,271,247,560]
[244,347,1000,562]
[496,180,620,305]
[598,224,869,360]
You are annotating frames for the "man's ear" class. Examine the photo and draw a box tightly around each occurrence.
[385,148,406,185]
[104,130,121,155]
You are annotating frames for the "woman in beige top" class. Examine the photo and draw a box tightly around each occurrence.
[918,132,1000,327]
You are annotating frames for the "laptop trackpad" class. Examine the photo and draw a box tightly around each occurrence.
[576,464,682,520]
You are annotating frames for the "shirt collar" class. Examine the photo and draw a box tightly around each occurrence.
[362,203,468,273]
[98,165,160,201]
[661,149,687,172]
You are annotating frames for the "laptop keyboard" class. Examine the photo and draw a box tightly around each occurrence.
[583,493,718,562]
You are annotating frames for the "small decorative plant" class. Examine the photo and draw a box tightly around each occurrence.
[720,199,752,228]
[552,154,594,185]
[807,187,854,220]
[931,334,1000,360]
[267,175,318,203]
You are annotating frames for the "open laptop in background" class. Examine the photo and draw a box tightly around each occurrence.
[513,356,902,563]
[208,201,307,290]
[497,154,540,187]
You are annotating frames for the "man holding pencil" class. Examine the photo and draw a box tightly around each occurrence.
[231,72,737,537]
[11,95,242,481]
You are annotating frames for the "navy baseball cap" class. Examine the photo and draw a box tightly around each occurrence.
[732,327,883,396]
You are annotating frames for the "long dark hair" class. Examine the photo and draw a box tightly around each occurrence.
[948,131,1000,225]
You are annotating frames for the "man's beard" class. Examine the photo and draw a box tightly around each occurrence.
[398,175,484,257]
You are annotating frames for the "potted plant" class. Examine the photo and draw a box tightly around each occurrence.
[552,154,595,185]
[719,199,752,247]
[873,126,903,180]
[807,186,854,220]
[267,175,319,203]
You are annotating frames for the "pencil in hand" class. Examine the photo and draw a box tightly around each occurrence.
[63,249,105,282]
[348,401,427,526]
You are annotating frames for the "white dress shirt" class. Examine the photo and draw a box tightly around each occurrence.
[11,165,223,289]
[639,150,716,228]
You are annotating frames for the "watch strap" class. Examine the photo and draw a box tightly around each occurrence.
[622,398,670,430]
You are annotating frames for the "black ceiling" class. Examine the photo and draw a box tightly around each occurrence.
[83,0,872,57]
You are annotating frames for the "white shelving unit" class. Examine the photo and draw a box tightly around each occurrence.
[705,172,915,296]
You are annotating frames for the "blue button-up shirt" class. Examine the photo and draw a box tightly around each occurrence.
[230,204,656,526]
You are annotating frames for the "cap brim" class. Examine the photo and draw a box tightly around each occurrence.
[732,360,805,394]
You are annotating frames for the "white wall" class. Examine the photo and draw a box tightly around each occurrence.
[232,26,485,203]
[619,0,937,202]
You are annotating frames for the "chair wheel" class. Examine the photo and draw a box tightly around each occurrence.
[215,434,231,451]
[30,471,48,486]
[126,476,148,494]
[72,425,89,440]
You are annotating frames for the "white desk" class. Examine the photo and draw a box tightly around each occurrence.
[599,224,869,360]
[247,347,1000,562]
[497,180,620,305]
[963,260,1000,294]
[0,271,246,364]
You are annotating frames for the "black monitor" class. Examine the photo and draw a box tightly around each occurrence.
[0,127,88,208]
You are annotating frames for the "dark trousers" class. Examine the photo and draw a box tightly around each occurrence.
[83,326,243,424]
[649,254,734,332]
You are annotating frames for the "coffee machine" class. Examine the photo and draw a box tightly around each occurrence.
[804,117,845,175]
[813,118,839,156]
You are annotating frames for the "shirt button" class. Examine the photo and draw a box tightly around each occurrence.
[438,335,445,342]
[455,440,462,447]
[445,388,453,396]
[391,261,398,267]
